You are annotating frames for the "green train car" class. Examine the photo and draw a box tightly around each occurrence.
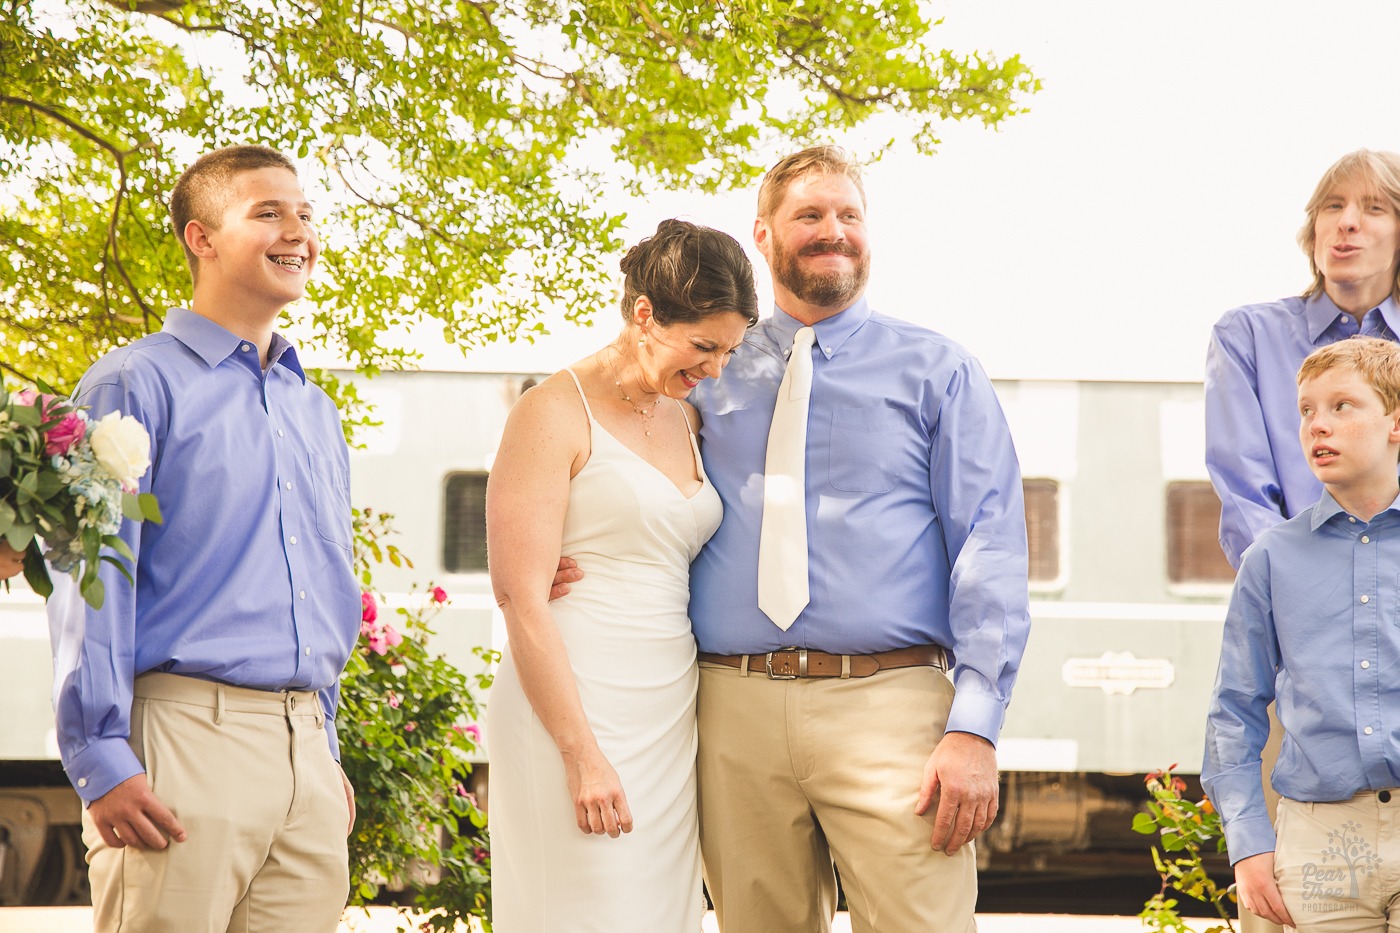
[0,373,1234,901]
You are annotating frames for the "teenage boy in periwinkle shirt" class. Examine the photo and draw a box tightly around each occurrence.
[47,145,360,932]
[1203,336,1400,931]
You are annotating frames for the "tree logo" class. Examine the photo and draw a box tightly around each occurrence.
[1301,821,1382,912]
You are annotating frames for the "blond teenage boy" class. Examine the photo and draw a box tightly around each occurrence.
[1203,336,1400,931]
[48,145,359,932]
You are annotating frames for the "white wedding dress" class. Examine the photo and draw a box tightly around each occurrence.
[487,369,721,932]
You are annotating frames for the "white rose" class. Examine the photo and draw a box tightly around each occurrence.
[89,412,152,487]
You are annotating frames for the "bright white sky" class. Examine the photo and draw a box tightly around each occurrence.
[301,0,1400,383]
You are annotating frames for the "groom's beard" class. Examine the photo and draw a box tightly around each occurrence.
[770,238,870,310]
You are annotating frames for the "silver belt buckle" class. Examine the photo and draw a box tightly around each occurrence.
[765,648,806,679]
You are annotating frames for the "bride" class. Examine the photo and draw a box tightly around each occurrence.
[486,219,758,931]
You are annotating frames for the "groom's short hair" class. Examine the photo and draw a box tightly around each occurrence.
[757,146,866,221]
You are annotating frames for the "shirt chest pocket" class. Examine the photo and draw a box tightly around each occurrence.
[827,406,905,494]
[309,452,352,552]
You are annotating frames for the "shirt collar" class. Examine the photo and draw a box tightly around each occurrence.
[162,307,307,383]
[1305,290,1400,342]
[768,296,872,359]
[1310,487,1400,531]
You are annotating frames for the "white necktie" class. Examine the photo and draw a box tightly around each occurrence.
[758,326,816,630]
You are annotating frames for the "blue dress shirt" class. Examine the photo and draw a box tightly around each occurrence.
[689,299,1032,744]
[1205,292,1400,567]
[1201,490,1400,863]
[48,308,361,803]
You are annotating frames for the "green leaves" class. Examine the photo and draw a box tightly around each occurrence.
[340,509,490,925]
[121,491,162,524]
[1135,766,1236,932]
[2,0,1036,388]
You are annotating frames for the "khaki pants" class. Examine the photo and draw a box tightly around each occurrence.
[697,662,977,933]
[84,673,350,933]
[1273,791,1400,932]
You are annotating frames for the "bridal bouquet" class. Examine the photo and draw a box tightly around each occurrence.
[1,385,162,609]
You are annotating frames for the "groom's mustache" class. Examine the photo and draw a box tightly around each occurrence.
[800,243,859,257]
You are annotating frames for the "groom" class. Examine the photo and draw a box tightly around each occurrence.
[686,146,1031,932]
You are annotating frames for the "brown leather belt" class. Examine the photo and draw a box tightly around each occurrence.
[698,645,947,680]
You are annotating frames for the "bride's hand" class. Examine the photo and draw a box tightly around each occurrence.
[564,748,633,838]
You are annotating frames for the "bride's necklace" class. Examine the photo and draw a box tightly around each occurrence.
[605,349,662,437]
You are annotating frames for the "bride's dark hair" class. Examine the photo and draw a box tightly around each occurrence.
[619,219,759,327]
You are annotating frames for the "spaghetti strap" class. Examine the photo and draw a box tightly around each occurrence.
[563,368,596,423]
[673,399,706,481]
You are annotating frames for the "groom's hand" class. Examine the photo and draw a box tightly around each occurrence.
[88,774,187,850]
[550,556,582,600]
[915,731,999,855]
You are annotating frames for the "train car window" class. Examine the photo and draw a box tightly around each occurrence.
[443,471,489,573]
[1023,478,1060,583]
[1165,481,1235,584]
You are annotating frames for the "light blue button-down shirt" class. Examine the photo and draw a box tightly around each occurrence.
[689,299,1031,743]
[1202,490,1400,863]
[1205,292,1400,567]
[48,308,360,803]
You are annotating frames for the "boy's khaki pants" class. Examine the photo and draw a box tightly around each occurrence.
[83,672,350,933]
[1274,790,1400,932]
[697,662,977,933]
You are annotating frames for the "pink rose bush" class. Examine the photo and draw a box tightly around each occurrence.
[340,509,488,923]
[2,384,161,608]
[359,591,403,657]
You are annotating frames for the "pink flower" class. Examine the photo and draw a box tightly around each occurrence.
[455,782,469,797]
[386,692,401,709]
[404,721,417,732]
[44,413,86,456]
[472,847,489,864]
[431,586,448,604]
[462,723,481,742]
[382,623,402,649]
[360,592,377,624]
[14,389,37,406]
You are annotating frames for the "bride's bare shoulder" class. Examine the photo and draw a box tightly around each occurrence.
[504,370,591,435]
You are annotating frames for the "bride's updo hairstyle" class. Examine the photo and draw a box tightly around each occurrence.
[619,220,759,327]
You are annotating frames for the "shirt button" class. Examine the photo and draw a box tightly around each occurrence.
[305,646,312,656]
[1341,315,1351,323]
[1363,535,1371,543]
[1361,595,1371,603]
[1366,726,1375,735]
[77,777,87,788]
[1350,517,1358,523]
[299,590,307,600]
[277,429,285,438]
[289,535,298,545]
[1362,660,1371,669]
[241,343,252,352]
[284,481,293,490]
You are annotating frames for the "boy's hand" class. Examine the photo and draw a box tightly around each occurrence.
[1234,852,1294,927]
[550,557,582,600]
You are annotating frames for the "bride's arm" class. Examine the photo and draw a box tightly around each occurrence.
[486,382,633,838]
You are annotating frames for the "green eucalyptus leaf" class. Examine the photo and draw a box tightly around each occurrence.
[138,493,162,524]
[81,576,105,610]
